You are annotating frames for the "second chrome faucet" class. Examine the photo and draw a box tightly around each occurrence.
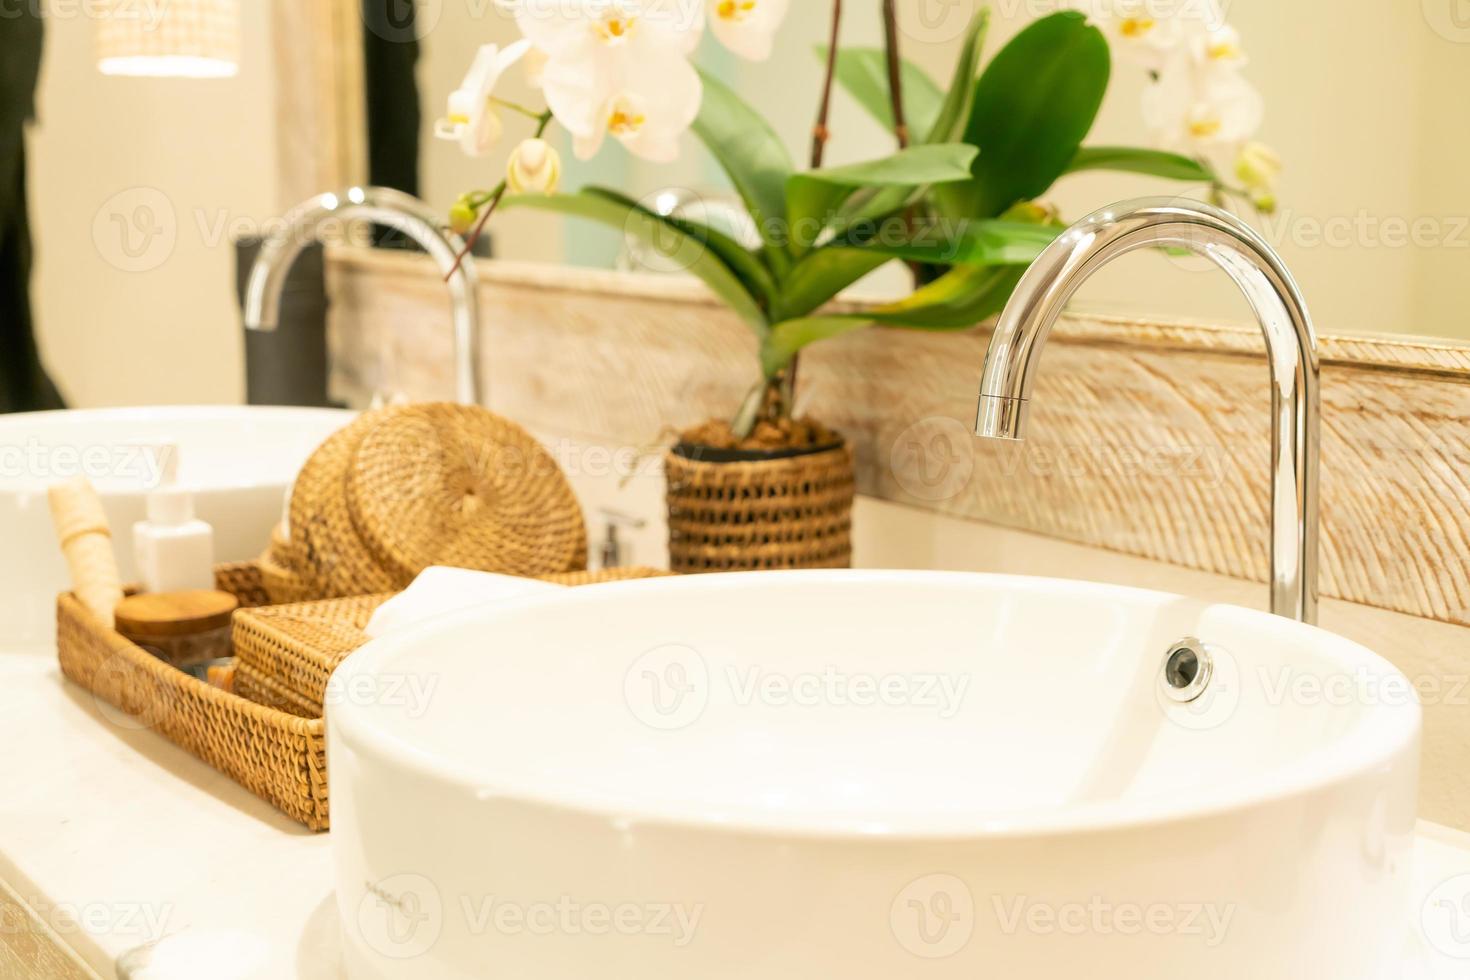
[242,186,483,406]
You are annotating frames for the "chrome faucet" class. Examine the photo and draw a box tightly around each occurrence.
[243,185,483,405]
[974,198,1321,623]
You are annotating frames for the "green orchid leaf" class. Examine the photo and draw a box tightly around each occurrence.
[838,218,1061,267]
[692,67,795,267]
[769,261,1027,360]
[940,11,1110,218]
[866,263,1026,328]
[1066,146,1216,182]
[762,316,873,376]
[831,184,922,232]
[501,191,768,332]
[777,248,892,321]
[785,144,978,257]
[797,144,979,188]
[819,45,943,139]
[580,186,777,313]
[923,8,991,145]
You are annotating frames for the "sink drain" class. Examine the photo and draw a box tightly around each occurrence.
[1160,637,1214,703]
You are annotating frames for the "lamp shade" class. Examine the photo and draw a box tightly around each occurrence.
[96,0,240,78]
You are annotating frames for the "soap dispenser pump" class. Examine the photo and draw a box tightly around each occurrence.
[132,448,215,594]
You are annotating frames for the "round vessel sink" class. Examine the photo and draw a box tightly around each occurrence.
[329,571,1421,979]
[0,405,355,647]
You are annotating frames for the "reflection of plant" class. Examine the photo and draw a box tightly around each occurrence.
[1067,0,1281,210]
[439,1,1283,436]
[440,0,1062,435]
[812,2,1285,345]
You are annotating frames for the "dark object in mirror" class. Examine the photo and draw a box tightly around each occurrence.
[235,239,343,409]
[0,8,64,413]
[359,0,492,259]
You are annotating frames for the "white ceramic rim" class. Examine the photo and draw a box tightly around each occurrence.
[0,406,356,493]
[330,570,1423,842]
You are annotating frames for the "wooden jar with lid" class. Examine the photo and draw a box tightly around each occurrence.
[114,590,239,674]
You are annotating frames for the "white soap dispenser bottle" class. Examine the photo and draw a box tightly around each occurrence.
[133,452,215,594]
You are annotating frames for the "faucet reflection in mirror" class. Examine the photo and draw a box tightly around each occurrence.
[242,186,484,407]
[975,197,1320,624]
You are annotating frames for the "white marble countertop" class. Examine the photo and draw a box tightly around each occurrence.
[4,498,1470,977]
[0,651,340,979]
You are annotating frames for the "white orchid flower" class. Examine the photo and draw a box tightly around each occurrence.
[1067,0,1225,70]
[1142,54,1264,151]
[434,40,532,157]
[1191,24,1247,71]
[1065,0,1184,69]
[549,55,704,162]
[708,0,789,61]
[507,138,564,195]
[508,0,704,162]
[511,0,704,60]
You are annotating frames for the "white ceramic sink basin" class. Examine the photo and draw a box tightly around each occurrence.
[0,405,355,647]
[328,571,1421,979]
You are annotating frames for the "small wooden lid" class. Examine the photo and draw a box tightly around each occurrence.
[114,590,239,637]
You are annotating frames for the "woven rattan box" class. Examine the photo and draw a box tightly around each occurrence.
[56,563,667,831]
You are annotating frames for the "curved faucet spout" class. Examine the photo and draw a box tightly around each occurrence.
[243,186,482,406]
[974,198,1321,623]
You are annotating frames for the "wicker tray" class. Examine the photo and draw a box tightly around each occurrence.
[57,562,667,831]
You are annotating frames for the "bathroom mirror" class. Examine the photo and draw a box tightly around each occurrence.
[387,1,1470,343]
[9,0,1470,412]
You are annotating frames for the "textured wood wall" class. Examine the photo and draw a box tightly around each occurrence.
[328,250,1470,628]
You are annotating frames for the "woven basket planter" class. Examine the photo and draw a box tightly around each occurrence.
[665,440,855,573]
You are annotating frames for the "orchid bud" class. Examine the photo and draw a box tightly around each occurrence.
[507,139,563,196]
[1235,141,1283,192]
[449,198,478,236]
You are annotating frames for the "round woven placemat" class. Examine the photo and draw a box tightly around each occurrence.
[287,409,404,599]
[347,403,587,582]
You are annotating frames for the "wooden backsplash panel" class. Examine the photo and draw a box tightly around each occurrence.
[328,250,1470,628]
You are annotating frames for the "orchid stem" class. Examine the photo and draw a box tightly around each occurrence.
[444,111,555,282]
[811,0,843,170]
[791,0,846,406]
[490,97,548,121]
[881,0,909,148]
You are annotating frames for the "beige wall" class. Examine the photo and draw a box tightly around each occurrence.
[28,3,279,408]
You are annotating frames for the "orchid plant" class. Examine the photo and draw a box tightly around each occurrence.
[440,0,1281,440]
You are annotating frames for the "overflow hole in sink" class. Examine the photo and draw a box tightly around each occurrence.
[1160,637,1214,703]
